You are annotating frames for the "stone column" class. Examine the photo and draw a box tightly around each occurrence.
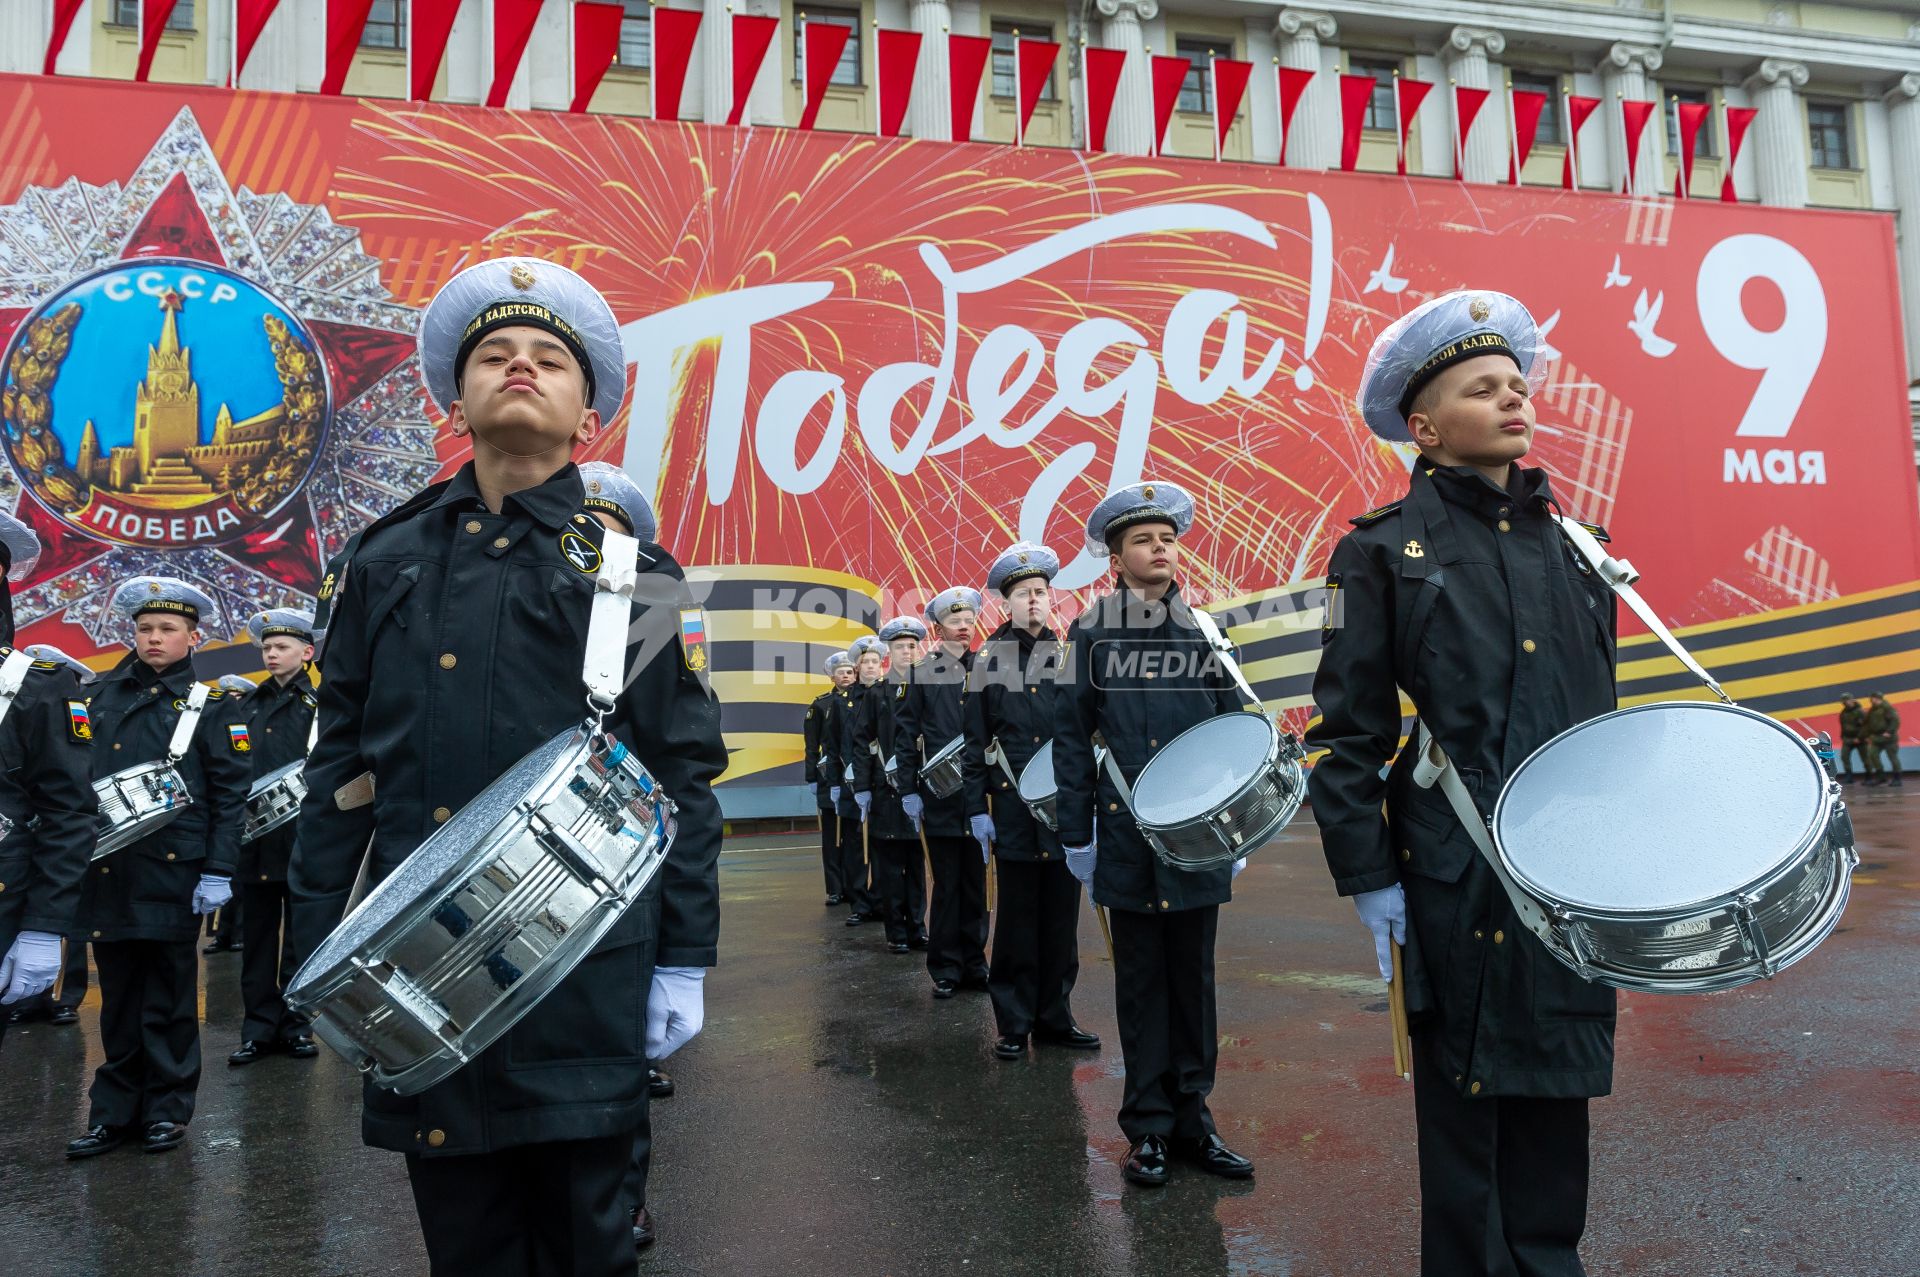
[1444,26,1506,182]
[701,0,733,122]
[238,0,303,91]
[1599,41,1663,195]
[1096,0,1156,157]
[0,0,52,75]
[907,0,953,141]
[1273,8,1334,169]
[1885,74,1920,377]
[1745,58,1811,208]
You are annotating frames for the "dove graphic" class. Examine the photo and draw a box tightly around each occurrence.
[1536,309,1563,364]
[1604,255,1631,289]
[1627,289,1676,358]
[1364,243,1408,295]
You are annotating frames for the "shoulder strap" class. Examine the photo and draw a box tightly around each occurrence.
[165,682,211,764]
[1409,721,1555,946]
[1186,605,1263,712]
[583,528,641,716]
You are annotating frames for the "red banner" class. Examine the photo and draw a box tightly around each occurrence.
[1723,105,1759,203]
[487,0,547,109]
[1621,98,1657,192]
[1338,73,1374,171]
[1565,93,1600,189]
[1083,47,1125,152]
[949,34,992,144]
[321,0,376,95]
[1509,88,1548,184]
[1674,100,1712,199]
[1016,39,1060,145]
[2,76,1916,779]
[1149,56,1189,156]
[232,0,282,85]
[647,6,701,121]
[45,0,88,76]
[409,0,462,102]
[728,14,780,127]
[798,20,850,131]
[136,0,183,82]
[1277,66,1314,166]
[1453,84,1490,179]
[876,29,920,140]
[1212,58,1252,160]
[1395,76,1431,176]
[572,2,624,112]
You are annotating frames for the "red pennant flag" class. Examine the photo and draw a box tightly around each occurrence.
[1507,89,1548,184]
[876,29,921,139]
[571,1,624,112]
[1338,74,1375,171]
[136,0,183,81]
[232,0,282,84]
[409,0,462,101]
[487,0,547,108]
[1015,39,1060,145]
[1211,58,1252,160]
[949,34,992,142]
[1673,100,1711,198]
[1083,47,1126,152]
[1722,105,1758,202]
[1149,55,1190,156]
[1277,65,1314,166]
[1563,93,1600,189]
[727,14,779,126]
[799,20,852,131]
[45,0,88,75]
[1395,76,1432,175]
[645,6,701,119]
[1452,84,1490,180]
[321,0,377,95]
[1620,98,1656,193]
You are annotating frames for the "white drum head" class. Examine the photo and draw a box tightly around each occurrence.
[1495,703,1828,913]
[1017,742,1057,803]
[1133,714,1277,826]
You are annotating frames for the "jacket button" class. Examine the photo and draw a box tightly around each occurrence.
[434,807,451,823]
[439,653,458,669]
[1161,899,1170,909]
[1108,802,1118,812]
[1470,1081,1482,1095]
[1493,929,1505,944]
[260,874,269,881]
[1033,735,1041,743]
[427,1129,447,1147]
[1499,506,1510,517]
[493,536,510,549]
[113,742,122,750]
[93,930,102,938]
[1148,739,1157,748]
[165,852,176,861]
[0,882,6,892]
[1497,520,1511,533]
[1522,639,1536,654]
[464,520,482,534]
[1474,929,1484,939]
[99,866,109,875]
[1400,848,1411,862]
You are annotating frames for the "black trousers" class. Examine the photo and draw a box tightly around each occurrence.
[88,938,202,1128]
[624,1104,652,1212]
[837,813,877,915]
[924,835,989,984]
[1109,905,1218,1143]
[817,809,845,898]
[988,858,1082,1039]
[1412,1031,1591,1277]
[872,836,927,945]
[406,1130,636,1277]
[239,880,308,1043]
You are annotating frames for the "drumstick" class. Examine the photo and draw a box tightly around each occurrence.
[1389,942,1411,1082]
[1095,903,1114,962]
[51,937,67,1005]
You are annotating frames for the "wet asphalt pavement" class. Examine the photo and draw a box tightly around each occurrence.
[2,786,1915,1277]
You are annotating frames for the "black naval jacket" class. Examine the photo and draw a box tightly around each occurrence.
[0,651,96,944]
[803,688,836,811]
[821,683,862,824]
[1307,462,1619,1100]
[963,622,1064,862]
[236,666,318,884]
[895,644,975,838]
[850,675,917,842]
[289,461,726,1158]
[1053,583,1241,913]
[82,653,250,943]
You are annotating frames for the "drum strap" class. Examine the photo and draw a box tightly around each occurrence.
[165,683,211,765]
[583,529,642,714]
[1186,606,1264,712]
[0,649,34,731]
[1551,516,1732,705]
[1099,747,1139,817]
[1410,721,1553,943]
[985,737,1020,790]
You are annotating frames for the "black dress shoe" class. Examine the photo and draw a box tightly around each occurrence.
[202,940,226,954]
[632,1205,655,1250]
[142,1121,186,1153]
[993,1036,1027,1060]
[648,1068,675,1099]
[65,1125,128,1159]
[824,894,846,906]
[1122,1135,1170,1187]
[1034,1025,1102,1050]
[845,912,872,927]
[930,979,958,999]
[8,1003,48,1026]
[887,941,910,954]
[48,1005,78,1026]
[1171,1133,1255,1179]
[283,1036,319,1059]
[958,972,992,992]
[908,933,929,951]
[228,1040,273,1066]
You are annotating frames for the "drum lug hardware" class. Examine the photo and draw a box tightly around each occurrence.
[1560,912,1599,983]
[1731,894,1777,978]
[529,811,610,888]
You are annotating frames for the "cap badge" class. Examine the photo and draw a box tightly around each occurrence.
[1469,296,1491,322]
[509,263,536,291]
[1142,484,1156,500]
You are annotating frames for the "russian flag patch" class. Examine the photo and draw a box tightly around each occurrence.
[67,701,91,742]
[678,608,708,673]
[228,723,252,753]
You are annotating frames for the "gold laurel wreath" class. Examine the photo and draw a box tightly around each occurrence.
[229,313,324,515]
[0,304,90,513]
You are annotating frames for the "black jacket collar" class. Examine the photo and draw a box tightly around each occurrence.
[429,460,583,531]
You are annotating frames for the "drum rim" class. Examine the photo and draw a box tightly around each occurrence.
[94,759,187,790]
[1493,700,1831,916]
[246,760,307,798]
[1134,711,1281,832]
[924,734,967,768]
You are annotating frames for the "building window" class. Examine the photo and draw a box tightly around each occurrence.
[1510,72,1562,146]
[1175,37,1233,114]
[361,0,407,50]
[794,8,861,87]
[990,21,1056,101]
[1664,87,1717,157]
[1347,56,1401,132]
[1807,102,1854,169]
[618,1,650,69]
[113,0,194,27]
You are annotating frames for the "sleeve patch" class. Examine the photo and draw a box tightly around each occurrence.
[1321,573,1343,644]
[228,723,252,753]
[67,701,92,742]
[678,607,708,672]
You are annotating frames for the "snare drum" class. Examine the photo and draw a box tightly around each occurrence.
[286,725,675,1095]
[93,762,192,860]
[243,762,308,844]
[883,753,901,793]
[1015,740,1109,831]
[920,735,967,799]
[1132,714,1305,871]
[1493,701,1857,994]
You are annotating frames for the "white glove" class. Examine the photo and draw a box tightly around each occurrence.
[191,874,234,916]
[0,931,63,1004]
[1353,883,1408,982]
[1231,858,1247,879]
[854,790,872,821]
[900,793,925,831]
[970,814,995,861]
[1064,840,1096,886]
[830,785,842,805]
[645,966,706,1060]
